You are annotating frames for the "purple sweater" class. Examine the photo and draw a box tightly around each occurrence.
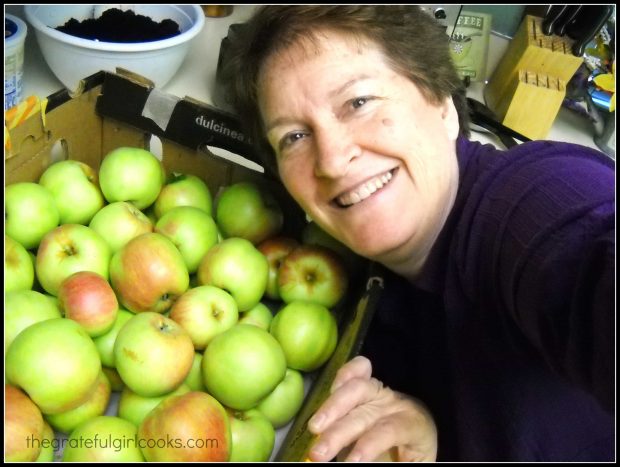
[360,137,615,461]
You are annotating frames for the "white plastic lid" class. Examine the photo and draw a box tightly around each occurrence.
[5,14,28,50]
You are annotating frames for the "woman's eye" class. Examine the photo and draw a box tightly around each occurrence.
[351,95,379,110]
[351,96,370,109]
[279,131,307,151]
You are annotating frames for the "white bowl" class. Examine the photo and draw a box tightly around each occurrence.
[24,5,205,91]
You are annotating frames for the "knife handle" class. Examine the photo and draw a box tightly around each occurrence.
[568,5,614,57]
[554,5,583,36]
[542,5,569,35]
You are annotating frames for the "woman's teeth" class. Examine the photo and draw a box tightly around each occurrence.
[336,170,393,207]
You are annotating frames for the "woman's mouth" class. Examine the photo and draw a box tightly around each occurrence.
[334,168,397,208]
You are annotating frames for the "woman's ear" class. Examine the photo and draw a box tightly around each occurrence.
[441,97,460,142]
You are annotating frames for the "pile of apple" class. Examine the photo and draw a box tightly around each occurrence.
[4,147,353,462]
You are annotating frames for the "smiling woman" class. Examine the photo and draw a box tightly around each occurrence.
[218,5,615,462]
[257,30,460,275]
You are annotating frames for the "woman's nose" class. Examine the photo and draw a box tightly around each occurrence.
[313,124,361,179]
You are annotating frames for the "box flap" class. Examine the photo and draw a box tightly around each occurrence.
[95,72,266,171]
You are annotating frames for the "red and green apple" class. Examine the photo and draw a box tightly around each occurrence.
[109,232,189,314]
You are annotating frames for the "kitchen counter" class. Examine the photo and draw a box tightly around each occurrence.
[7,5,603,153]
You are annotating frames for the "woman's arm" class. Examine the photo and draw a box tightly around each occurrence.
[463,142,615,413]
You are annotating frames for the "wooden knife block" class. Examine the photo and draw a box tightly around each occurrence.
[485,15,583,139]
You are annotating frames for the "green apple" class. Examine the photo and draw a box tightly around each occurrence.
[228,408,275,462]
[216,182,283,244]
[92,308,135,368]
[270,301,338,372]
[89,201,153,253]
[109,233,189,314]
[62,415,145,462]
[197,237,269,311]
[98,146,165,210]
[5,182,60,250]
[5,235,35,292]
[256,368,305,428]
[183,352,206,392]
[118,383,190,427]
[35,224,111,296]
[155,206,219,274]
[239,302,274,331]
[277,244,348,308]
[257,236,300,300]
[114,312,194,397]
[39,160,105,225]
[138,391,231,462]
[154,172,213,218]
[169,285,239,350]
[202,324,287,410]
[6,318,102,414]
[5,384,45,462]
[35,421,56,462]
[44,370,111,434]
[5,290,62,353]
[58,271,119,337]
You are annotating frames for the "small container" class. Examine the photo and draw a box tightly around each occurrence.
[202,5,234,18]
[5,14,28,111]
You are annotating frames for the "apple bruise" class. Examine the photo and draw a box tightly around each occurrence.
[6,248,21,268]
[122,347,142,363]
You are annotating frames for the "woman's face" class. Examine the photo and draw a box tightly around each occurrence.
[257,29,460,274]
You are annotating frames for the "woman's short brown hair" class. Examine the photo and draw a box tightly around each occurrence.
[219,5,470,173]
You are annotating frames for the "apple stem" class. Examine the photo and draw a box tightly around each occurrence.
[62,244,77,256]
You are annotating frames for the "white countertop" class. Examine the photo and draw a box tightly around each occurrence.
[7,4,603,153]
[8,5,604,151]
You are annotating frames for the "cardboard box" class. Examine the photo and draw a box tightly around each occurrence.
[5,70,384,461]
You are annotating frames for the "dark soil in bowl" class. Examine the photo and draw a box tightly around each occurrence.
[54,8,181,43]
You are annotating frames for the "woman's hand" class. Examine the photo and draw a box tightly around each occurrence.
[307,356,438,462]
